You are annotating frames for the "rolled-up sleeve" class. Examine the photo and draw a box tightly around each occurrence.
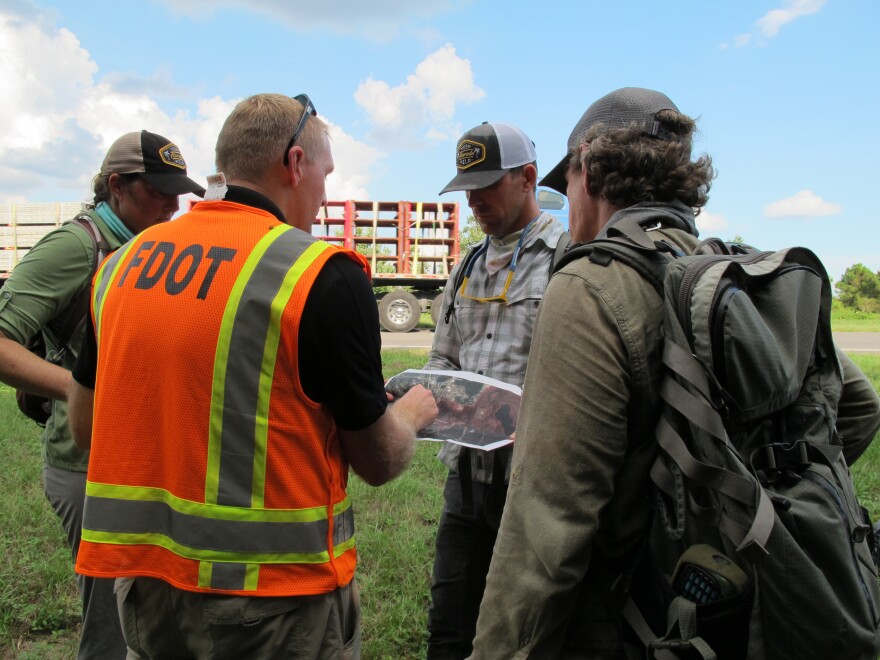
[837,349,880,465]
[0,229,92,345]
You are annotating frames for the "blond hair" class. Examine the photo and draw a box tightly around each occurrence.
[215,93,328,181]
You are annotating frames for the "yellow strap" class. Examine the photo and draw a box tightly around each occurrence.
[413,202,422,273]
[440,203,449,276]
[371,201,378,272]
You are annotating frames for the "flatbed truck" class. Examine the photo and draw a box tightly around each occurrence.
[1,199,460,333]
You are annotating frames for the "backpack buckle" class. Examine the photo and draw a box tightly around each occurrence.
[757,440,811,474]
[852,524,870,544]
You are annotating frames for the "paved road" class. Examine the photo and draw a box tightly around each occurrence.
[834,332,880,354]
[380,328,434,349]
[382,329,880,353]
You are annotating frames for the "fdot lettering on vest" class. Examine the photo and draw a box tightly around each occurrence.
[117,240,237,299]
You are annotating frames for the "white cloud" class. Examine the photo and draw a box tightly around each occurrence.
[354,44,485,148]
[325,122,385,200]
[0,12,96,152]
[696,210,728,232]
[727,0,825,48]
[156,0,454,38]
[0,6,381,203]
[757,0,825,37]
[0,6,199,200]
[100,66,191,99]
[763,190,842,218]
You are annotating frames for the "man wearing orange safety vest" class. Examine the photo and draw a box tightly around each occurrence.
[68,93,438,658]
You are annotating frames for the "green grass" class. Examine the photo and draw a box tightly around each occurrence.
[0,349,877,659]
[850,355,880,517]
[354,348,439,657]
[831,305,880,332]
[351,444,444,657]
[832,318,880,332]
[0,349,433,659]
[0,386,79,659]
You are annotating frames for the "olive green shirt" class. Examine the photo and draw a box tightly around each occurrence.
[471,218,880,658]
[0,209,120,471]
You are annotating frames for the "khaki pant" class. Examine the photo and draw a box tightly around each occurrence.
[43,465,127,659]
[115,576,361,659]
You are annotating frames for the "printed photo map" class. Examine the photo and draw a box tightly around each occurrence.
[385,369,521,451]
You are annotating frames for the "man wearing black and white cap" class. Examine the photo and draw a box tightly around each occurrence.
[424,122,567,659]
[469,88,880,657]
[0,130,202,659]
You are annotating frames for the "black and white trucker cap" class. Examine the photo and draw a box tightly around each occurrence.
[440,122,537,194]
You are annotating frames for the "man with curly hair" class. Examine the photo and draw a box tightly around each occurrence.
[469,87,880,657]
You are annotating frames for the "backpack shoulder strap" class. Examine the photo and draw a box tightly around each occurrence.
[69,213,111,263]
[551,213,692,294]
[551,231,572,273]
[56,213,110,349]
[553,235,676,296]
[444,240,487,324]
[443,229,573,325]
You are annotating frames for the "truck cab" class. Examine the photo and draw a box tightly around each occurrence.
[537,187,569,229]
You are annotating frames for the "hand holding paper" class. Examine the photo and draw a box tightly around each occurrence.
[385,369,521,451]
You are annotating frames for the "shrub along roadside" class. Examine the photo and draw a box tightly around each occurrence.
[831,300,880,332]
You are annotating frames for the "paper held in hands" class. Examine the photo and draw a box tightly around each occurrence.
[385,369,521,451]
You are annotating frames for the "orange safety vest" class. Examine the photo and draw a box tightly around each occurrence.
[76,199,370,596]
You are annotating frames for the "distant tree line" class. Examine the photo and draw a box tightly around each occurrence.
[836,264,880,313]
[460,215,484,255]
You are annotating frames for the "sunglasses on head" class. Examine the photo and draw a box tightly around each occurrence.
[282,94,317,166]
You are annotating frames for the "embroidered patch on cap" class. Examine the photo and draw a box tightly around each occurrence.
[456,140,486,170]
[159,143,187,170]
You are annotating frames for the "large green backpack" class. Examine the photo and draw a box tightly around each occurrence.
[555,218,880,659]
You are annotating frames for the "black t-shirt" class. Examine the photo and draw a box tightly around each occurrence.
[73,187,387,432]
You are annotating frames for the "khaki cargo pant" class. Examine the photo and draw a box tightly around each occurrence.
[115,576,360,659]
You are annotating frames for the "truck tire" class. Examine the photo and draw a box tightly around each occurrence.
[378,290,420,333]
[430,293,445,327]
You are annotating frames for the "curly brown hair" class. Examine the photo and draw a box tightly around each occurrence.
[571,109,714,210]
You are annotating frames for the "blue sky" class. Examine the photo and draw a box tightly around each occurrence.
[1,0,877,284]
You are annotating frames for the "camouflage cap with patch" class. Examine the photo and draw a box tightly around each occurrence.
[101,130,204,197]
[439,122,537,194]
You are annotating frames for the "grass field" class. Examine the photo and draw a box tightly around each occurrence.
[833,319,880,332]
[1,350,878,658]
[0,349,435,659]
[831,306,880,332]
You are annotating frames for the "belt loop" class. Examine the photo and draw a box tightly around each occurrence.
[457,448,474,516]
[488,448,510,513]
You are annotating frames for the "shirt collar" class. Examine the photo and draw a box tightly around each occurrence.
[220,185,287,224]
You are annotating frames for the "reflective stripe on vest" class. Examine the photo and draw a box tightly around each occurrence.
[206,226,329,508]
[83,482,354,562]
[83,225,353,590]
[92,239,139,339]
